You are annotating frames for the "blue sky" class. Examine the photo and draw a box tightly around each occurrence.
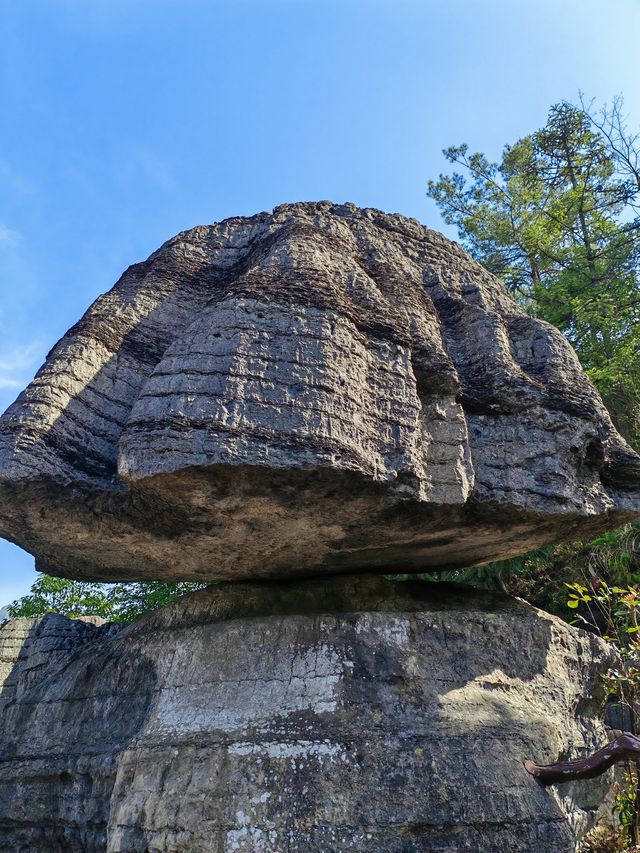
[1,0,639,604]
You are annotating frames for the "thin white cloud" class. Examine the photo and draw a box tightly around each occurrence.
[0,224,19,246]
[0,377,22,390]
[0,341,43,372]
[0,341,43,391]
[136,147,176,192]
[115,145,177,193]
[0,161,36,197]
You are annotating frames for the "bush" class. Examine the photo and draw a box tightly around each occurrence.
[8,574,206,623]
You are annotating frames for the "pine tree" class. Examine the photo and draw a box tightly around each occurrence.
[428,101,640,444]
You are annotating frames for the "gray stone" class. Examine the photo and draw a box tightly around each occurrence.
[0,575,615,852]
[1,202,639,583]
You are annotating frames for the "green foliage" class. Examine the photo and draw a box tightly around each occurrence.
[7,574,206,623]
[437,547,556,596]
[563,575,640,848]
[614,769,639,851]
[450,524,639,615]
[428,99,640,445]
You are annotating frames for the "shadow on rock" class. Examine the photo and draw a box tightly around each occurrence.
[0,614,157,853]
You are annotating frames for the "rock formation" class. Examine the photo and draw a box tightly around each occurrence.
[0,576,615,852]
[0,202,639,583]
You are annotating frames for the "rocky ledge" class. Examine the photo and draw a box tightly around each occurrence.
[1,202,639,583]
[0,575,614,852]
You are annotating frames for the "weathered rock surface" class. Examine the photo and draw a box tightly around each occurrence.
[1,202,639,582]
[0,576,614,852]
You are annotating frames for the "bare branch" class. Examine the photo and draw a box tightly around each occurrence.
[524,732,640,785]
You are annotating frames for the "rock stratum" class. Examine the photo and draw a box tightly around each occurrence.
[1,201,639,582]
[0,576,615,852]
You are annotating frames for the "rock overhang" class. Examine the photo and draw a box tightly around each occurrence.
[0,201,639,582]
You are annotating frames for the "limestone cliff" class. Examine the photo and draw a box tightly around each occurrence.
[0,576,614,852]
[0,202,638,583]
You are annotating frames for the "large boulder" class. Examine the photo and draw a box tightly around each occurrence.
[0,575,614,852]
[1,202,639,582]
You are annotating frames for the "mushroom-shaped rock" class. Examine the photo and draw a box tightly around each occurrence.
[1,202,639,583]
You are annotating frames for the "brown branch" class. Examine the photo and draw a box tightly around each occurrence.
[524,733,640,785]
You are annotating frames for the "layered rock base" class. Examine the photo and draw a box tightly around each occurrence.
[0,576,613,852]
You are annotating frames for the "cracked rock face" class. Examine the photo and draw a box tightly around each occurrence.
[1,201,639,582]
[0,576,614,852]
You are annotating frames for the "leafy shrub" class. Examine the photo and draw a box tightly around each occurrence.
[8,574,206,623]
